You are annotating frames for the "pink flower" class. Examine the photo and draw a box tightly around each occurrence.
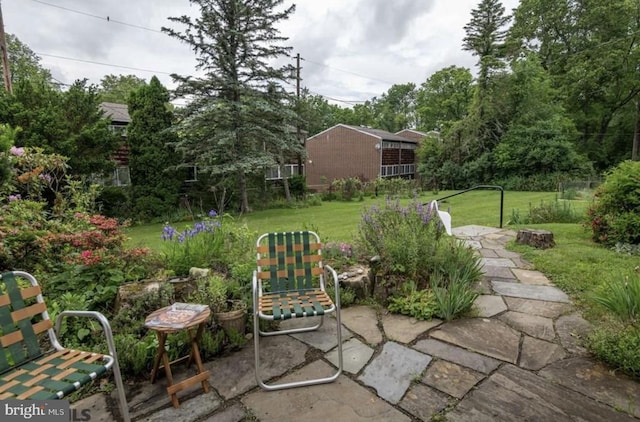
[9,146,25,156]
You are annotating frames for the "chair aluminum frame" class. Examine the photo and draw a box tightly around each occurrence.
[252,231,343,390]
[11,271,130,422]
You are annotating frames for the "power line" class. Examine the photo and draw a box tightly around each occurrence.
[28,0,164,34]
[302,58,395,85]
[36,52,173,75]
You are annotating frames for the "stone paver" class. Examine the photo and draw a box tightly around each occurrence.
[555,313,592,355]
[285,316,353,351]
[492,280,570,303]
[413,339,501,374]
[447,364,637,422]
[499,311,555,341]
[202,403,247,422]
[539,357,640,419]
[422,360,485,399]
[504,297,571,318]
[453,225,503,237]
[206,335,307,399]
[381,312,442,343]
[142,391,221,422]
[325,338,374,374]
[479,248,499,258]
[482,265,515,278]
[519,336,566,370]
[399,383,450,421]
[462,239,482,250]
[340,305,383,345]
[512,268,552,285]
[430,318,520,363]
[481,257,516,268]
[243,360,410,422]
[358,342,432,404]
[71,393,114,422]
[472,295,507,317]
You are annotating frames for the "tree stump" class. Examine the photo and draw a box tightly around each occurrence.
[516,229,555,249]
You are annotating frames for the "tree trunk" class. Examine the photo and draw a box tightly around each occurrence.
[238,170,250,214]
[633,99,640,161]
[516,229,555,249]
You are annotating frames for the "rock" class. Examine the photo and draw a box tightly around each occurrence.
[189,267,210,279]
[115,280,161,312]
[516,229,555,249]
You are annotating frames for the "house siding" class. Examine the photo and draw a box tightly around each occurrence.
[395,129,426,144]
[306,126,380,190]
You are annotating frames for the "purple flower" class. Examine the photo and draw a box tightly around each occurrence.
[208,209,217,217]
[9,146,25,156]
[161,224,177,241]
[39,173,52,183]
[8,194,21,202]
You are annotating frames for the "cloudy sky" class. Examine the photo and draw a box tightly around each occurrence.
[4,0,520,105]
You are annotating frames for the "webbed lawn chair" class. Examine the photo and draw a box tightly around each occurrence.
[253,231,343,390]
[0,271,130,422]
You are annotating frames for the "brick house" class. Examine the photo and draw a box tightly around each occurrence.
[305,124,422,190]
[99,102,131,186]
[395,129,427,144]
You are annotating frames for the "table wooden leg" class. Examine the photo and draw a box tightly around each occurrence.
[189,323,209,392]
[150,332,167,384]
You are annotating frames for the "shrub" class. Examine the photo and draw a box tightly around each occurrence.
[589,325,640,378]
[330,177,364,201]
[358,197,481,319]
[511,199,583,225]
[587,160,640,246]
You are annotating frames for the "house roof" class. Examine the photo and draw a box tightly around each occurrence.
[395,129,427,137]
[99,102,131,123]
[309,124,417,143]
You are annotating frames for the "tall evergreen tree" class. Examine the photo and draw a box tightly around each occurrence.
[163,0,297,213]
[463,0,511,90]
[462,0,512,153]
[127,76,183,220]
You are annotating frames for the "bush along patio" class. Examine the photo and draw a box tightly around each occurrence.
[357,197,482,321]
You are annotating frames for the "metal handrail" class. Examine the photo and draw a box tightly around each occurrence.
[426,185,504,228]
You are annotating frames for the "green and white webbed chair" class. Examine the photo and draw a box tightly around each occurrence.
[0,271,129,421]
[252,231,343,390]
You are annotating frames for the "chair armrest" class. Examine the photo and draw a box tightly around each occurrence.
[54,311,119,362]
[324,264,340,308]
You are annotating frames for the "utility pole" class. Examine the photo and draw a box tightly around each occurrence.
[295,53,303,175]
[0,0,11,94]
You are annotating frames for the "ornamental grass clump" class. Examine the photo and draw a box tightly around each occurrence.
[161,210,224,276]
[358,197,482,320]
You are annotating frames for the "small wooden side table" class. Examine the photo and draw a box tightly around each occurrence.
[144,303,211,408]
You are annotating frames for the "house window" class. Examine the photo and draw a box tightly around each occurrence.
[110,125,128,136]
[265,164,301,180]
[111,166,131,187]
[185,165,198,182]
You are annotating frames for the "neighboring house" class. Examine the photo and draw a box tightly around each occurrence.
[99,102,131,187]
[305,124,419,191]
[265,126,308,181]
[395,129,427,144]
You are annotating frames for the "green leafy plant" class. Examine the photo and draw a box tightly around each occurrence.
[589,325,640,378]
[160,210,225,276]
[431,272,479,321]
[592,273,640,324]
[388,281,438,320]
[587,160,640,246]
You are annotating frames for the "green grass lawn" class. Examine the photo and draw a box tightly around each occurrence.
[126,190,577,251]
